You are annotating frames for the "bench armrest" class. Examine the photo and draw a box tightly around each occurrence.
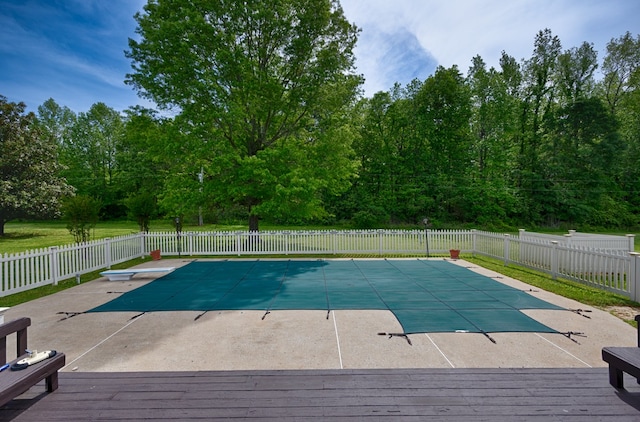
[0,318,30,364]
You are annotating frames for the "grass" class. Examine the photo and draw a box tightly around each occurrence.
[0,220,247,254]
[0,220,350,255]
[465,255,640,326]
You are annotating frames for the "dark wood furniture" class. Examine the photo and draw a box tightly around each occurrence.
[602,314,640,389]
[0,317,65,407]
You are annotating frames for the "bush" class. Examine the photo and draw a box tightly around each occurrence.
[126,192,157,232]
[351,206,388,229]
[62,195,101,243]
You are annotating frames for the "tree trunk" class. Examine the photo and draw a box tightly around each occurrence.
[249,214,259,232]
[0,220,4,237]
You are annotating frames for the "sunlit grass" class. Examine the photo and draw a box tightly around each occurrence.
[464,255,640,325]
[0,220,247,254]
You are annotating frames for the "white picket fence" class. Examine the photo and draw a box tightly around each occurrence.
[1,229,638,302]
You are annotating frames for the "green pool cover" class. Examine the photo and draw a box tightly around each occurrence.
[88,259,564,335]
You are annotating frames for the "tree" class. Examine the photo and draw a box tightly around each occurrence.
[413,66,473,222]
[604,33,640,221]
[516,29,562,223]
[62,195,101,243]
[36,98,76,146]
[602,31,640,114]
[126,0,361,231]
[465,56,519,225]
[126,192,156,232]
[556,42,598,105]
[60,103,126,218]
[0,95,73,236]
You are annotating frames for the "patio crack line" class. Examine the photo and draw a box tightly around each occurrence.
[62,314,145,370]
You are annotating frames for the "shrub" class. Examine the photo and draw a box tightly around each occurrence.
[62,195,101,243]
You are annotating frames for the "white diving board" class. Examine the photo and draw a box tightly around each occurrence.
[100,267,176,281]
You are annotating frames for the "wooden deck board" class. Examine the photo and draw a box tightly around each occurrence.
[2,368,639,421]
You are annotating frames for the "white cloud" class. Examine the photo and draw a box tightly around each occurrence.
[355,26,436,95]
[2,0,639,111]
[341,0,640,95]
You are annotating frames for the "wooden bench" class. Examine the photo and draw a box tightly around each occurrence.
[99,267,176,281]
[602,314,640,389]
[0,317,65,408]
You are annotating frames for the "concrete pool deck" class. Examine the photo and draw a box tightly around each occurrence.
[2,258,637,372]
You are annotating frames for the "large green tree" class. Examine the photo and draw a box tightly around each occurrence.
[127,0,362,230]
[59,103,126,218]
[36,98,77,146]
[0,96,73,236]
[603,32,640,221]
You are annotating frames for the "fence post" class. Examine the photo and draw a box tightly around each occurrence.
[627,234,636,252]
[629,253,640,302]
[236,231,242,257]
[104,238,112,269]
[503,234,510,265]
[471,229,477,257]
[551,241,559,280]
[138,232,147,259]
[50,246,59,286]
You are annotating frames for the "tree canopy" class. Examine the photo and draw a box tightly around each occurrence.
[4,24,640,234]
[126,0,362,230]
[0,96,73,236]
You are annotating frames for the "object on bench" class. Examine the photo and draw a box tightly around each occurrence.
[99,267,176,281]
[602,314,640,389]
[11,349,57,371]
[0,317,66,408]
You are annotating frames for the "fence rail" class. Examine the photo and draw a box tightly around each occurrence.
[1,230,638,302]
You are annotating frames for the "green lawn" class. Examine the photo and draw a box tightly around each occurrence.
[0,220,245,254]
[0,220,350,255]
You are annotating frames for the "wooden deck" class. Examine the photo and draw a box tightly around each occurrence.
[1,368,640,421]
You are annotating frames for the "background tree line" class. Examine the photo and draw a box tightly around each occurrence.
[330,29,640,230]
[1,22,639,233]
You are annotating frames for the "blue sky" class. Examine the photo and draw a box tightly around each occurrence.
[1,0,639,113]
